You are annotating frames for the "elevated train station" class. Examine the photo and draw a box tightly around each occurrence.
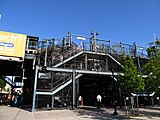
[0,31,149,111]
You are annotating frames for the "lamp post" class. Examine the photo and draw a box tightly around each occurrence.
[110,67,118,115]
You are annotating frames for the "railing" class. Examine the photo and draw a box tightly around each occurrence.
[37,35,148,67]
[36,36,149,90]
[51,47,81,66]
[80,41,148,58]
[36,72,80,93]
[38,43,82,67]
[51,72,72,92]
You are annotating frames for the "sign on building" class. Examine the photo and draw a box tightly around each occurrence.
[0,31,27,59]
[38,72,51,79]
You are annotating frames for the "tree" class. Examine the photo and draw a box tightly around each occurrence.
[0,78,6,92]
[144,47,160,92]
[119,56,144,93]
[119,56,144,115]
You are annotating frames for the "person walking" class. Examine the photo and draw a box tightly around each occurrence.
[96,94,102,109]
[79,95,83,106]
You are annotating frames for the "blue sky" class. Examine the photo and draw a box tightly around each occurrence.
[0,0,160,47]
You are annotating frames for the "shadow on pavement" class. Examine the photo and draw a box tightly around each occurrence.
[75,106,132,120]
[138,106,160,118]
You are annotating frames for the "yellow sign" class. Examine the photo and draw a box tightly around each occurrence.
[0,31,27,58]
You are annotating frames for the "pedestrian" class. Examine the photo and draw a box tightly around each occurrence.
[96,94,102,109]
[17,92,22,107]
[7,94,11,105]
[14,96,17,107]
[79,95,83,106]
[11,95,15,107]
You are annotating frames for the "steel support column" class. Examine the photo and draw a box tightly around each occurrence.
[106,56,108,71]
[85,54,88,70]
[72,69,76,109]
[77,78,79,106]
[51,95,54,109]
[31,66,39,112]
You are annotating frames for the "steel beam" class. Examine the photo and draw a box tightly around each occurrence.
[72,69,76,109]
[47,67,122,76]
[85,54,88,70]
[31,66,39,112]
[51,95,54,109]
[106,56,109,71]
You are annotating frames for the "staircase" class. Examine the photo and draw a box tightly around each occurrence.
[36,41,125,97]
[36,45,83,96]
[51,73,82,95]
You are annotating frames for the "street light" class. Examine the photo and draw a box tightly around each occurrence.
[109,67,118,115]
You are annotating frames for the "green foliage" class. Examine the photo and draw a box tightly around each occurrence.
[155,40,160,46]
[147,46,159,58]
[119,56,144,93]
[144,54,160,92]
[0,78,6,90]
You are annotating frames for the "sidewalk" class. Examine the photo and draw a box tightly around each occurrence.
[0,105,160,120]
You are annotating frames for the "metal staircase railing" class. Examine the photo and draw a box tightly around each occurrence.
[36,43,83,97]
[53,51,84,68]
[51,47,82,67]
[36,72,71,92]
[51,73,82,95]
[38,44,82,67]
[51,72,72,91]
[36,73,83,95]
[36,39,148,96]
